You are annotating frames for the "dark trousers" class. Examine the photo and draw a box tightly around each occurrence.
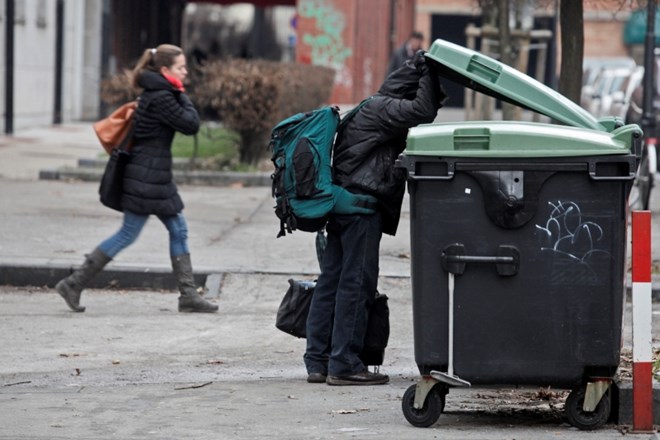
[304,212,382,376]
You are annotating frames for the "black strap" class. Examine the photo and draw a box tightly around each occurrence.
[354,198,378,210]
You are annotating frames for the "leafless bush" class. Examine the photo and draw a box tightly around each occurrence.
[99,69,139,107]
[193,59,334,165]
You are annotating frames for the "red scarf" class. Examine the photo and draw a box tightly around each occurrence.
[162,73,184,92]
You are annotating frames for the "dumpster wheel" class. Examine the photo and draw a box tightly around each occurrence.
[402,383,446,427]
[565,384,611,430]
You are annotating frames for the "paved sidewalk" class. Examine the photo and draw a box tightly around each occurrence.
[0,123,412,281]
[2,122,660,286]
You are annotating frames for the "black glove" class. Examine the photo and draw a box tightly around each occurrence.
[411,50,427,73]
[427,55,441,75]
[331,185,378,215]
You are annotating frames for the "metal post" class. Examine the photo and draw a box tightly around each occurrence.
[5,0,14,134]
[388,0,397,56]
[642,0,657,140]
[53,0,64,124]
[631,210,654,432]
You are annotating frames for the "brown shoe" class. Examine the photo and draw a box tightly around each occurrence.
[326,370,389,386]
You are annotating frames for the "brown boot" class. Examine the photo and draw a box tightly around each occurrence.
[171,254,218,313]
[56,248,111,312]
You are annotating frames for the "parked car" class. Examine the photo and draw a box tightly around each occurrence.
[581,57,636,110]
[585,66,635,118]
[601,66,644,120]
[626,55,660,132]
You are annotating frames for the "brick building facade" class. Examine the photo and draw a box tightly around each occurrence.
[295,0,415,104]
[415,0,639,66]
[296,0,643,105]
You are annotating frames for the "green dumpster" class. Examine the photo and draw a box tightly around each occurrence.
[398,39,643,430]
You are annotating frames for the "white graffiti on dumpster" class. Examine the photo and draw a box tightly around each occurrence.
[535,201,610,270]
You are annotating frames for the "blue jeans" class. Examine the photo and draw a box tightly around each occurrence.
[98,210,189,258]
[304,212,382,377]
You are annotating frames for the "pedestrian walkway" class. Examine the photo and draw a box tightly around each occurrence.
[0,277,656,439]
[0,123,414,282]
[1,122,659,289]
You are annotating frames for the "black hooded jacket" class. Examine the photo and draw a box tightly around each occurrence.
[121,70,200,216]
[333,58,444,235]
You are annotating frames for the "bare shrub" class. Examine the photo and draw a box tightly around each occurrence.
[194,59,334,165]
[100,69,139,107]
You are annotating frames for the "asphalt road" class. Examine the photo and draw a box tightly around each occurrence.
[0,274,658,439]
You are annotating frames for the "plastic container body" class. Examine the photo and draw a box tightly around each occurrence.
[400,149,639,387]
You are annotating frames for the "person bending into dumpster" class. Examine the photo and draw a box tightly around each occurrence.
[304,51,447,385]
[55,44,218,314]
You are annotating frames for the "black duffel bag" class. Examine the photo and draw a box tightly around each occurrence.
[275,279,390,366]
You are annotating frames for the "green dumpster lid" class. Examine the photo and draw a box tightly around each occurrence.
[425,39,605,131]
[406,120,640,158]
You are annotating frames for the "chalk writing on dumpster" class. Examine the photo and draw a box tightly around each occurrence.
[535,201,610,283]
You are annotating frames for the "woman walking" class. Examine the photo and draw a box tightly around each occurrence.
[56,44,218,314]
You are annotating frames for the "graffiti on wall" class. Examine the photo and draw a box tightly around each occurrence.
[299,0,353,88]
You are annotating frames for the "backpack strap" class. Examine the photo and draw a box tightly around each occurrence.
[276,196,295,238]
[337,97,373,134]
[353,196,378,211]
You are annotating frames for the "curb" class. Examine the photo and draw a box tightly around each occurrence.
[0,264,206,292]
[76,157,207,170]
[614,379,660,426]
[0,264,329,294]
[2,263,660,301]
[39,167,272,187]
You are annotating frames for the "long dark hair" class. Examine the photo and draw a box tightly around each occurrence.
[132,44,183,88]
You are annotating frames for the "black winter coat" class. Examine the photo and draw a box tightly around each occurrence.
[333,61,444,235]
[121,70,200,216]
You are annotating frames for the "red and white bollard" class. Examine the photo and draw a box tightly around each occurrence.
[631,210,654,431]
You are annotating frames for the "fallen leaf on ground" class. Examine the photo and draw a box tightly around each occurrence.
[332,409,357,414]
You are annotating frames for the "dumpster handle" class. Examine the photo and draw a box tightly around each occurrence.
[588,159,636,181]
[441,244,519,276]
[588,171,636,181]
[445,255,515,264]
[407,172,454,181]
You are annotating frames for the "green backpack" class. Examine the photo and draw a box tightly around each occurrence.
[270,106,340,237]
[270,100,372,237]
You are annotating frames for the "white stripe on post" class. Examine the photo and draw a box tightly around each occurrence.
[631,210,653,432]
[632,282,653,363]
